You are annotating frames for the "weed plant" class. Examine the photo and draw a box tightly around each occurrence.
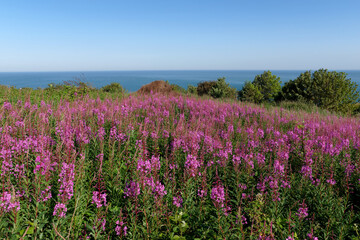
[0,92,359,239]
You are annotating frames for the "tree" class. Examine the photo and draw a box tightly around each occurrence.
[238,82,263,103]
[196,78,237,99]
[197,81,217,96]
[238,71,281,103]
[279,71,313,102]
[280,69,360,114]
[252,71,281,102]
[311,69,359,113]
[209,77,237,99]
[187,85,197,95]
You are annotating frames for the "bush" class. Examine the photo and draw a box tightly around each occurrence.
[209,77,237,99]
[44,77,94,101]
[101,82,126,94]
[238,81,263,103]
[196,78,237,99]
[238,71,281,103]
[278,71,312,102]
[170,83,187,94]
[197,81,217,96]
[280,69,360,114]
[186,85,197,95]
[253,71,281,102]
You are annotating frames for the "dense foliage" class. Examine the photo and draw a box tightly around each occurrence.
[197,80,217,96]
[196,78,237,99]
[209,77,237,99]
[279,71,313,103]
[237,82,263,104]
[101,83,126,94]
[0,92,359,239]
[280,69,360,114]
[239,71,281,104]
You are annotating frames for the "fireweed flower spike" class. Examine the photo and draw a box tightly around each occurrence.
[92,191,107,208]
[185,154,201,177]
[115,220,127,236]
[211,184,225,209]
[53,163,75,218]
[296,201,308,219]
[173,196,183,208]
[58,163,75,201]
[0,192,20,213]
[53,203,67,218]
[124,180,140,198]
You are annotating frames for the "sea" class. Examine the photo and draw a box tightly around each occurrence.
[0,70,360,92]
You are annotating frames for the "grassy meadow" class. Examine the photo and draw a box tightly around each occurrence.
[0,85,359,239]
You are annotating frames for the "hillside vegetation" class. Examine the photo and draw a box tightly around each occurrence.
[0,88,359,239]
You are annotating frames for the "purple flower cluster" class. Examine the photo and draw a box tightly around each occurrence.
[92,191,107,208]
[137,158,152,174]
[211,184,225,208]
[115,220,127,236]
[296,201,308,219]
[173,196,183,208]
[307,229,318,240]
[53,163,75,218]
[198,189,207,198]
[185,154,201,177]
[124,181,140,198]
[58,163,75,201]
[34,155,56,176]
[53,203,67,218]
[0,191,20,213]
[153,181,167,199]
[39,186,52,202]
[150,155,161,171]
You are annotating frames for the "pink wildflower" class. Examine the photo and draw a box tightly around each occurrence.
[173,196,183,208]
[185,154,201,177]
[92,191,107,208]
[115,220,127,236]
[211,184,225,208]
[296,201,308,219]
[124,181,140,198]
[0,191,20,213]
[53,203,67,218]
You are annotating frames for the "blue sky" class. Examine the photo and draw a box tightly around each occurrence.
[0,0,359,71]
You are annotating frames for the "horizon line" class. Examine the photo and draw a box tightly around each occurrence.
[1,69,360,73]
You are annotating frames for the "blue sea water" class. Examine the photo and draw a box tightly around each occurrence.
[0,70,360,92]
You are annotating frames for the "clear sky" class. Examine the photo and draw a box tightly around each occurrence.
[1,0,359,71]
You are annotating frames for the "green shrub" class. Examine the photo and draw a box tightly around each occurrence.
[197,80,217,96]
[253,71,281,102]
[278,71,312,102]
[45,78,94,101]
[209,77,237,99]
[238,81,263,103]
[238,71,281,103]
[186,85,197,95]
[351,103,360,116]
[196,78,237,99]
[280,69,360,114]
[170,83,187,94]
[101,82,126,94]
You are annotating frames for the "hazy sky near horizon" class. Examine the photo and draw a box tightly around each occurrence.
[1,0,360,71]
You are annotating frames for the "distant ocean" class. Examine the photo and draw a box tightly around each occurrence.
[0,70,360,92]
